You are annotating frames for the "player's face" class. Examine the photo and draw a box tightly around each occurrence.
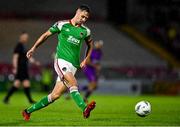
[95,41,103,49]
[76,9,89,24]
[20,33,29,43]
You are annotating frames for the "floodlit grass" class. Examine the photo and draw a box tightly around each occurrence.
[0,92,180,126]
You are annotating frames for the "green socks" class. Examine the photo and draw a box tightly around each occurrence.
[26,86,87,114]
[70,86,87,111]
[26,95,52,114]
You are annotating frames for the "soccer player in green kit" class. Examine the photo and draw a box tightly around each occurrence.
[22,5,96,121]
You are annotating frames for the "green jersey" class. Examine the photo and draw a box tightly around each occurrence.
[49,20,91,68]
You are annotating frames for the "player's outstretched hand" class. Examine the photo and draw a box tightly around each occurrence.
[26,48,35,59]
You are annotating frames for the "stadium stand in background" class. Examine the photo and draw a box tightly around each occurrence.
[0,0,180,95]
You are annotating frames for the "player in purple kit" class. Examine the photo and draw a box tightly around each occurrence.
[82,40,103,102]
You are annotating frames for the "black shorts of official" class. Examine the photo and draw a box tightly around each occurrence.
[15,71,29,81]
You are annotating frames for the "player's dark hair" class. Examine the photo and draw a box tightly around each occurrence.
[78,4,91,13]
[21,31,28,35]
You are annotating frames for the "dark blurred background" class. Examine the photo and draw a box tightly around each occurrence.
[0,0,180,95]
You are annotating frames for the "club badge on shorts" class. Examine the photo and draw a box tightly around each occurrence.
[62,67,67,72]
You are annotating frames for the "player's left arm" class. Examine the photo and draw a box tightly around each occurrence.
[80,38,93,68]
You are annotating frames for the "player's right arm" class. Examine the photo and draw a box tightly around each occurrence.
[12,53,18,74]
[27,30,53,59]
[27,21,61,59]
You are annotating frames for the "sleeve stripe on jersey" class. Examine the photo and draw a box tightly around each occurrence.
[82,25,91,37]
[57,20,69,31]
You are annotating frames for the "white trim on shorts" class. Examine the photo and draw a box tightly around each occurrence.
[54,58,77,82]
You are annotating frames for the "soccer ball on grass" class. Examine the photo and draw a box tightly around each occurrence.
[135,101,151,117]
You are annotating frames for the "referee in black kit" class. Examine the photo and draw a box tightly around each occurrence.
[3,32,40,104]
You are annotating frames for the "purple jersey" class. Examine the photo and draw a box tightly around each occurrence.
[83,48,102,82]
[90,49,102,64]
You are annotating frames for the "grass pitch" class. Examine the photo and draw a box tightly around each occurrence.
[0,92,180,126]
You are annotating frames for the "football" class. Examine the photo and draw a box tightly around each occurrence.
[135,101,151,117]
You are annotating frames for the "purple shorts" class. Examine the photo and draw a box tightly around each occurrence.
[83,66,98,82]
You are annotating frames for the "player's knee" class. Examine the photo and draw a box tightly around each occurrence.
[14,80,21,88]
[51,93,60,100]
[89,82,97,90]
[64,73,77,87]
[93,85,98,90]
[68,80,78,87]
[22,80,30,87]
